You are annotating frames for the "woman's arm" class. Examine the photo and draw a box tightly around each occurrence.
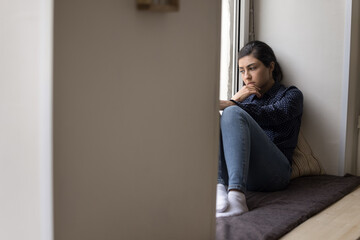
[231,84,261,102]
[219,84,261,110]
[219,100,236,110]
[237,87,303,126]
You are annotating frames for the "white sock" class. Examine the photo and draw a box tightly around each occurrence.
[216,184,229,213]
[216,191,248,218]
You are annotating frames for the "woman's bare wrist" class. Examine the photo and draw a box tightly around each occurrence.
[219,100,237,110]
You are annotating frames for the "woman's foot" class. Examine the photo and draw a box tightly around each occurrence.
[216,190,248,217]
[216,184,229,213]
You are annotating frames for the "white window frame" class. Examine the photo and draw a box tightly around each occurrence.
[219,0,250,100]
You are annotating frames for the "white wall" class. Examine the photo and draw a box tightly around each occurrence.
[254,0,349,175]
[53,1,220,240]
[0,1,53,240]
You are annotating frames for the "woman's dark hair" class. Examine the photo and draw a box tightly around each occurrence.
[238,40,283,82]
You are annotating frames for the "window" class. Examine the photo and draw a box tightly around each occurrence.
[219,0,251,100]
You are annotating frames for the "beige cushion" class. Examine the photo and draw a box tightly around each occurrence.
[291,130,325,179]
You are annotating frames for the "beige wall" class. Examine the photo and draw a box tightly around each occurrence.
[357,0,360,175]
[254,0,349,175]
[53,1,220,240]
[348,0,360,174]
[0,1,53,240]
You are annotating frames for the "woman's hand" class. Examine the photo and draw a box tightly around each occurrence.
[231,84,261,102]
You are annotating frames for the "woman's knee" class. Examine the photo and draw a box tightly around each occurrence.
[221,106,249,124]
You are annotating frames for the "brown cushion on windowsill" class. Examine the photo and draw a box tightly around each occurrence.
[291,130,325,179]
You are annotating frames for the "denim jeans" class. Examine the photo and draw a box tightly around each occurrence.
[218,105,292,193]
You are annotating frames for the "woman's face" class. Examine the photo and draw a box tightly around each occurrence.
[238,54,275,93]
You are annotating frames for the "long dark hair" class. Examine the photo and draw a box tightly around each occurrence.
[238,41,283,82]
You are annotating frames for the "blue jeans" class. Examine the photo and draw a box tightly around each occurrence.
[218,106,292,193]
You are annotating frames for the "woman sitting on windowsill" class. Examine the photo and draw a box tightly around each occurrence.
[217,41,303,218]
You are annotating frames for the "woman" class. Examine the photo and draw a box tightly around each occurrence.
[216,41,303,218]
